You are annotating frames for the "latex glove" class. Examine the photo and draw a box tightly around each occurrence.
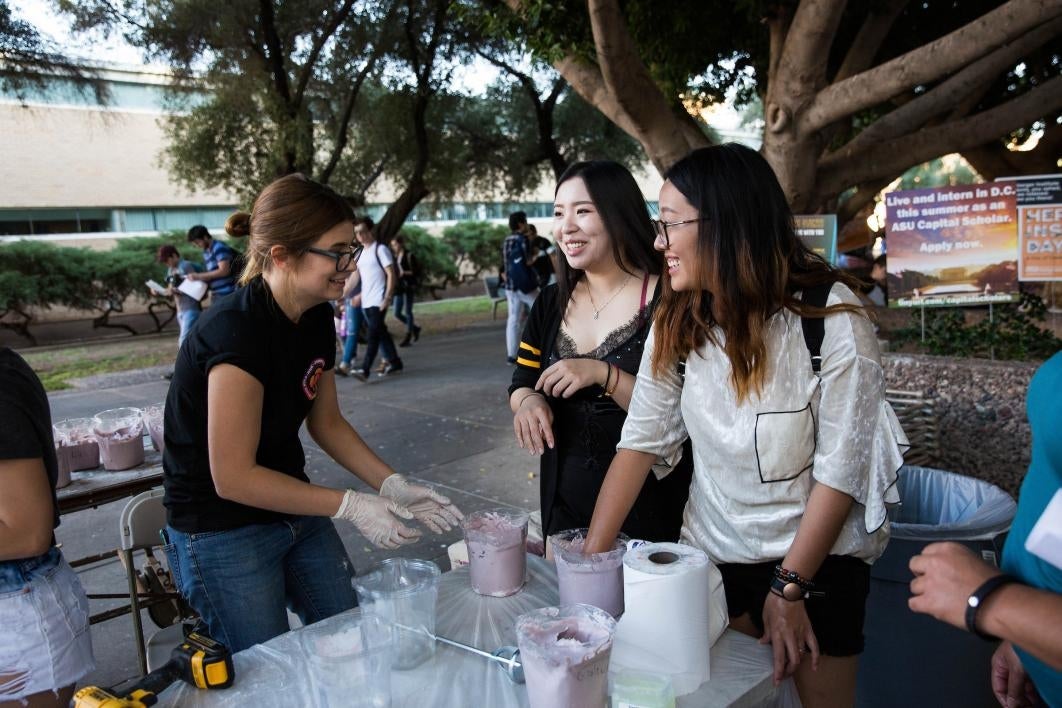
[379,473,463,534]
[332,489,420,549]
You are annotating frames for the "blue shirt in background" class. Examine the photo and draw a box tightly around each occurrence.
[203,240,237,296]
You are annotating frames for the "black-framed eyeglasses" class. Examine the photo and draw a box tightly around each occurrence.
[651,217,709,247]
[306,242,363,272]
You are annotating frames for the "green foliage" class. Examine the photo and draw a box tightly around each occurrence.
[893,292,1062,361]
[442,221,507,279]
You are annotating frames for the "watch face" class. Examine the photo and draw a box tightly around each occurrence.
[783,582,804,601]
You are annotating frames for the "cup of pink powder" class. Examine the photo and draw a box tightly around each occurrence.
[92,408,145,471]
[516,604,617,708]
[142,404,165,453]
[53,418,100,486]
[550,529,629,618]
[461,508,529,597]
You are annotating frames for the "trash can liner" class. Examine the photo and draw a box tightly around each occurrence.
[889,465,1016,542]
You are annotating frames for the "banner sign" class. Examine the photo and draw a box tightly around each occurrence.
[1007,174,1062,282]
[794,214,837,265]
[884,183,1019,307]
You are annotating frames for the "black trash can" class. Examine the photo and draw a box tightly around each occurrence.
[857,465,1016,708]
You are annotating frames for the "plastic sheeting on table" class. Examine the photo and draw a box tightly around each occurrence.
[888,465,1016,541]
[158,555,798,707]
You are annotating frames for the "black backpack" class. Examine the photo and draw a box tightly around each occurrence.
[504,234,538,294]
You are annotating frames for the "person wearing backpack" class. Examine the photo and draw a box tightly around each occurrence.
[391,233,422,347]
[185,225,238,298]
[580,145,909,708]
[351,216,403,379]
[503,211,541,364]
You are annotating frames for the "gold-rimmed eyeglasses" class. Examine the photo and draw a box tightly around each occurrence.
[651,217,709,248]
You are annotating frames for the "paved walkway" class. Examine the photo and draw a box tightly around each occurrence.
[49,319,538,689]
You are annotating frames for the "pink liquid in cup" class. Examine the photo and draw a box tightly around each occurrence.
[462,509,528,597]
[551,529,628,618]
[53,418,101,486]
[142,405,165,453]
[516,604,617,708]
[92,408,145,471]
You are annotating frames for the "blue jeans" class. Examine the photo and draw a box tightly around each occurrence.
[177,309,200,348]
[0,546,62,592]
[341,302,364,367]
[393,291,415,333]
[163,516,357,653]
[360,306,399,374]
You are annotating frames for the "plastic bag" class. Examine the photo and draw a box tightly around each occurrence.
[889,465,1016,541]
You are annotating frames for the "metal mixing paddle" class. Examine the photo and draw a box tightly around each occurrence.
[393,624,524,683]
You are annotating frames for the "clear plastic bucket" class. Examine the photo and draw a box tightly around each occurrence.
[550,529,628,618]
[301,612,393,707]
[53,417,100,485]
[353,558,440,670]
[142,404,165,454]
[92,407,145,471]
[462,508,529,597]
[516,604,617,708]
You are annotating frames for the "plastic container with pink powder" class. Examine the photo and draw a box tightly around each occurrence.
[142,404,165,453]
[516,604,617,708]
[550,529,628,618]
[53,418,100,487]
[462,508,529,597]
[92,408,145,471]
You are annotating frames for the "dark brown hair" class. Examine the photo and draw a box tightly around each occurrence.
[232,174,355,287]
[652,144,864,401]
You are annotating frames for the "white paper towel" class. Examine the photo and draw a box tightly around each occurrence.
[609,542,728,696]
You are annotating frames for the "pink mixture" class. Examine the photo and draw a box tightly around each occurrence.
[463,511,527,597]
[55,441,99,480]
[518,616,614,708]
[94,424,145,470]
[551,534,626,618]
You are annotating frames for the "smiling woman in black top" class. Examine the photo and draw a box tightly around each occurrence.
[162,174,462,653]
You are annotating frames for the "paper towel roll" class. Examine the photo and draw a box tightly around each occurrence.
[609,542,728,696]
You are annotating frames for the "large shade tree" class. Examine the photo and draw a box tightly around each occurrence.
[497,0,1062,240]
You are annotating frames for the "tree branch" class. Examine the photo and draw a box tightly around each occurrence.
[292,0,356,107]
[317,53,379,184]
[257,0,292,107]
[833,0,911,82]
[552,55,642,141]
[817,75,1062,196]
[774,0,848,90]
[804,0,1062,132]
[820,17,1062,169]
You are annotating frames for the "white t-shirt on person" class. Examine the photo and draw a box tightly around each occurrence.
[357,242,393,309]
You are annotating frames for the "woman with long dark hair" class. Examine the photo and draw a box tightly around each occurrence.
[583,144,907,708]
[509,160,693,542]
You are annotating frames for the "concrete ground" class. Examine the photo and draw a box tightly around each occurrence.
[49,318,539,691]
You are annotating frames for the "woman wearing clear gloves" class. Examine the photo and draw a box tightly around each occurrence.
[582,145,907,708]
[162,174,461,654]
[509,160,693,542]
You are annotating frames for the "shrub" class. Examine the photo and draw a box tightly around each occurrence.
[394,225,458,298]
[441,221,507,281]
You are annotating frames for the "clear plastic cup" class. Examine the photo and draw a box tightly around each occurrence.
[353,558,440,670]
[53,417,100,485]
[142,404,165,454]
[550,529,628,618]
[516,604,617,708]
[302,613,393,707]
[462,508,529,597]
[92,407,145,470]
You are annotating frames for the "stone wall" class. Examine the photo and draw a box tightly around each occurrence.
[882,353,1041,498]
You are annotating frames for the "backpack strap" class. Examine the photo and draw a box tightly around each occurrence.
[800,281,834,375]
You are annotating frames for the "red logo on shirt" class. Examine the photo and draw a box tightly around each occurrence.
[302,358,326,400]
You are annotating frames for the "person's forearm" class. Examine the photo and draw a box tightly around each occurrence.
[212,463,345,517]
[781,483,853,578]
[384,268,395,301]
[510,386,541,413]
[980,584,1062,670]
[308,416,395,490]
[584,449,656,553]
[608,366,636,410]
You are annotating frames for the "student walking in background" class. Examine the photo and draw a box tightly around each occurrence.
[184,225,238,299]
[503,211,540,364]
[391,234,422,348]
[352,217,403,379]
[157,244,202,347]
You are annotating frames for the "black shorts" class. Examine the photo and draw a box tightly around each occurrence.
[717,555,870,657]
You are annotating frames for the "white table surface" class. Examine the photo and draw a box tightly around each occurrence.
[159,555,798,707]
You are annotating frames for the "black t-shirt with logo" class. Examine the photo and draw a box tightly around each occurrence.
[0,348,60,532]
[163,278,336,533]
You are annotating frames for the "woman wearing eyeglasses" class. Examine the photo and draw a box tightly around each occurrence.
[161,174,462,653]
[509,160,693,543]
[582,145,907,708]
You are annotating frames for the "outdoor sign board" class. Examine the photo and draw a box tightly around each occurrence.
[1001,174,1062,282]
[884,183,1019,307]
[794,214,838,265]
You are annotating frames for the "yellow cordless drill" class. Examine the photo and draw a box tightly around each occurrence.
[74,632,234,707]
